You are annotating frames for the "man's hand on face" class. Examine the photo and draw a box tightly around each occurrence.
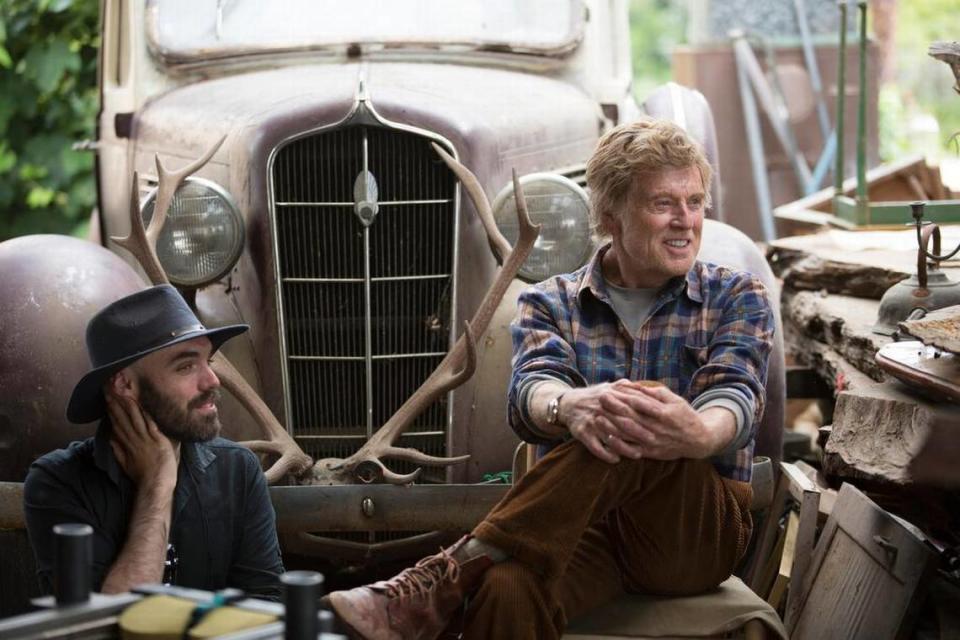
[106,394,179,491]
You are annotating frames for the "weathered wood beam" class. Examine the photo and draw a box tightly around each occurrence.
[783,291,890,381]
[823,381,936,485]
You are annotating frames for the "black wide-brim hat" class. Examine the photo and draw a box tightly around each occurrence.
[66,284,248,424]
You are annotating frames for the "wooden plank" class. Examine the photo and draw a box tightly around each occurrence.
[792,460,838,519]
[768,227,960,298]
[768,511,799,612]
[783,291,890,381]
[824,381,938,485]
[784,473,821,629]
[899,305,960,354]
[785,329,878,396]
[747,475,790,593]
[768,247,909,299]
[773,155,931,219]
[757,519,788,603]
[789,484,935,639]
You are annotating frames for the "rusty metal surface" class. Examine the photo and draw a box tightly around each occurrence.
[1,480,508,535]
[0,481,24,529]
[124,62,600,483]
[270,483,508,533]
[0,235,146,482]
[899,304,960,354]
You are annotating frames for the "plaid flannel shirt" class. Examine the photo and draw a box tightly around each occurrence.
[508,245,774,482]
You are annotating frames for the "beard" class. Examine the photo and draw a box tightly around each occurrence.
[138,377,222,443]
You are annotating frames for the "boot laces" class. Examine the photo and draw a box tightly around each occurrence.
[385,548,460,600]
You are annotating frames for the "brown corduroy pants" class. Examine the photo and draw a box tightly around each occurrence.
[463,439,754,640]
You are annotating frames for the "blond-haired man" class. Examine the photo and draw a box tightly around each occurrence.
[329,119,774,639]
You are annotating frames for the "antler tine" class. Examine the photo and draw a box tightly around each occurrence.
[364,322,477,450]
[431,142,512,264]
[380,447,471,466]
[112,139,313,485]
[354,459,422,485]
[332,156,541,485]
[214,353,313,483]
[112,170,169,285]
[146,135,226,246]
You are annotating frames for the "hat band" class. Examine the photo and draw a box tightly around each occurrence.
[171,323,206,338]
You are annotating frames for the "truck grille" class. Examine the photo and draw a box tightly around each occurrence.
[271,124,457,481]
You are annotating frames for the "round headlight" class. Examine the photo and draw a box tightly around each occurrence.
[140,177,245,288]
[492,173,592,282]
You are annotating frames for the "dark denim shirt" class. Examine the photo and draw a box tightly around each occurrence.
[23,421,284,600]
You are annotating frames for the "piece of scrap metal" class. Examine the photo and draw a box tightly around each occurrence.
[899,304,960,354]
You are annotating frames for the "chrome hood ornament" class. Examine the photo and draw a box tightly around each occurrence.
[353,170,379,227]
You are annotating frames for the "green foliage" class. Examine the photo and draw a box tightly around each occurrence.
[0,0,99,241]
[894,0,960,158]
[629,0,687,102]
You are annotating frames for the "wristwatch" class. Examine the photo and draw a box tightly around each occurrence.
[546,393,565,426]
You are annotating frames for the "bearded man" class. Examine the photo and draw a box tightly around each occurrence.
[327,119,774,639]
[24,285,284,600]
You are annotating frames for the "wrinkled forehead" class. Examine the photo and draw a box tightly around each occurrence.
[630,165,705,199]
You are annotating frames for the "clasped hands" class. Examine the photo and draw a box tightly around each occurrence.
[560,380,724,464]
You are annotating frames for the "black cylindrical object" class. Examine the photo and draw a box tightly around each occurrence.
[318,609,334,633]
[282,570,324,640]
[53,523,93,606]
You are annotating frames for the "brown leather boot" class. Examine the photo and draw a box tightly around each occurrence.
[328,536,493,640]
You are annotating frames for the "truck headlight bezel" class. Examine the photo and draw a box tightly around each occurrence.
[139,176,245,289]
[491,173,593,283]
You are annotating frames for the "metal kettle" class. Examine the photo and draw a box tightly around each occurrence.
[873,222,960,336]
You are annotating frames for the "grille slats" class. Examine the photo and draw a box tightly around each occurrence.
[272,124,456,480]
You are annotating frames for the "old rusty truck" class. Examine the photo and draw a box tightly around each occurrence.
[0,0,777,615]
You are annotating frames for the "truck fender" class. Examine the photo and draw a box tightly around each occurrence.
[0,234,146,482]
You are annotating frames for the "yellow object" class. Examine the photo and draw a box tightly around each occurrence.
[119,594,277,640]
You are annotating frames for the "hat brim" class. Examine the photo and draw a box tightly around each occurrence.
[66,323,248,424]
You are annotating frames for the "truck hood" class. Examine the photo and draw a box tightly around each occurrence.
[134,61,601,180]
[129,62,601,464]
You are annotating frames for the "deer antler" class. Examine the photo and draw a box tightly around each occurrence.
[213,356,312,484]
[430,144,513,264]
[111,138,313,484]
[309,149,540,485]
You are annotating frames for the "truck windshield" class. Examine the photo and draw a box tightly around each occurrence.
[147,0,585,63]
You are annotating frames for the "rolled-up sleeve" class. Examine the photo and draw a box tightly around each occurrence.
[687,275,774,446]
[508,284,587,443]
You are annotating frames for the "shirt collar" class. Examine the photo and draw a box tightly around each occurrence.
[93,418,218,486]
[577,243,704,305]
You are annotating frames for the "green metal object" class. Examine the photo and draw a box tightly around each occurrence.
[833,196,960,226]
[834,0,848,193]
[824,2,960,228]
[855,1,869,222]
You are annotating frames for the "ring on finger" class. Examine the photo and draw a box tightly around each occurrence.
[606,433,615,444]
